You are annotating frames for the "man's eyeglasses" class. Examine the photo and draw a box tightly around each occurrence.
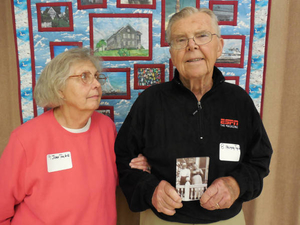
[170,31,220,50]
[68,72,106,85]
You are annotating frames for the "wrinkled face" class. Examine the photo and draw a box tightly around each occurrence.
[60,60,102,112]
[169,12,224,82]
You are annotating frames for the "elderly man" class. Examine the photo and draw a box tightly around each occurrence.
[115,7,272,225]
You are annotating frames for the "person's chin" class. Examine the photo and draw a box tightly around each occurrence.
[185,68,207,77]
[87,100,101,110]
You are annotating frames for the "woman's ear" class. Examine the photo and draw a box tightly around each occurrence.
[58,90,65,99]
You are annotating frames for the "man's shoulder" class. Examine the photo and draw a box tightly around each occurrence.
[138,81,173,99]
[221,82,250,97]
[144,81,172,92]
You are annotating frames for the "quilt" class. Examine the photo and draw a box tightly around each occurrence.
[12,0,271,131]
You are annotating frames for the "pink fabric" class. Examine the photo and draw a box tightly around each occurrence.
[0,109,118,225]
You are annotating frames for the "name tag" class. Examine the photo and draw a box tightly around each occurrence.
[219,143,240,162]
[47,152,73,173]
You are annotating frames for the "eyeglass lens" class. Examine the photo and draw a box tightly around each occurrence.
[171,31,215,49]
[80,72,96,84]
[97,74,106,85]
[69,72,106,85]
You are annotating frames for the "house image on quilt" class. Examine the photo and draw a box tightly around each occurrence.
[41,7,65,28]
[106,24,142,50]
[47,7,58,20]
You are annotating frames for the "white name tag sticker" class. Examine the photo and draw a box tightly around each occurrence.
[47,152,73,173]
[219,143,241,162]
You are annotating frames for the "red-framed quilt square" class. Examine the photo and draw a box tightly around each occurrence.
[101,68,131,99]
[89,13,152,61]
[216,35,246,68]
[116,0,156,9]
[209,1,238,26]
[77,0,107,10]
[134,64,165,89]
[36,2,74,32]
[49,42,83,59]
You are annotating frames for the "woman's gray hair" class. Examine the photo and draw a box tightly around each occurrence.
[166,7,220,44]
[34,47,102,108]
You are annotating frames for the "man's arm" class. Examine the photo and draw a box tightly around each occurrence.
[201,98,272,210]
[228,116,273,201]
[115,107,160,212]
[230,100,273,201]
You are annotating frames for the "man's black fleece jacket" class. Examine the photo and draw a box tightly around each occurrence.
[115,67,273,223]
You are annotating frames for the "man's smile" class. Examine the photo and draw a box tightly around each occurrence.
[186,58,204,63]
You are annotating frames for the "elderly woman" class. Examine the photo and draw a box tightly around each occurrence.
[0,48,149,225]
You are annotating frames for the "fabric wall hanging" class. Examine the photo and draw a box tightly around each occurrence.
[12,0,271,131]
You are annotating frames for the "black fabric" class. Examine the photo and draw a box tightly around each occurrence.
[115,67,272,223]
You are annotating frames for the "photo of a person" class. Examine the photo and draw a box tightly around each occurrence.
[176,157,209,201]
[179,162,190,185]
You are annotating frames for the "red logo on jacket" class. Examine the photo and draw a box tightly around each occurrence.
[220,118,238,129]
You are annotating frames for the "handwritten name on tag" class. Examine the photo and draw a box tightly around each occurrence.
[219,143,241,162]
[47,152,73,173]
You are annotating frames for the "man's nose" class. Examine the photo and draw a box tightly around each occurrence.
[187,37,198,49]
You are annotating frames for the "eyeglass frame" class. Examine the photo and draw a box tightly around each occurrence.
[68,71,106,85]
[169,31,220,50]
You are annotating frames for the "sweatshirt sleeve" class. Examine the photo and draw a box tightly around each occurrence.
[115,102,160,212]
[228,102,273,201]
[0,132,27,224]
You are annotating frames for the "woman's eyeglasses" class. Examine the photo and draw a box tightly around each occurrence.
[68,72,106,85]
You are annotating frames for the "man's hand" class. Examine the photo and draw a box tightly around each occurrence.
[152,180,183,216]
[200,176,240,210]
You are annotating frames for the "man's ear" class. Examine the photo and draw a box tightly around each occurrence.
[217,37,224,58]
[169,48,176,67]
[169,47,173,59]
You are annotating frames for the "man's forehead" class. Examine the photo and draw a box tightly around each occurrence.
[171,12,213,35]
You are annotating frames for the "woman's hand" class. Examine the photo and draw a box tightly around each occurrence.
[129,154,151,173]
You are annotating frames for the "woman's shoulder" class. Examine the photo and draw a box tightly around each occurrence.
[7,110,56,147]
[13,110,54,134]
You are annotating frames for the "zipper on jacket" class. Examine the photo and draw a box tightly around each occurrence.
[198,101,204,140]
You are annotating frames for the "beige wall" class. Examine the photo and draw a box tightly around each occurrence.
[243,0,300,224]
[0,0,21,157]
[1,0,300,224]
